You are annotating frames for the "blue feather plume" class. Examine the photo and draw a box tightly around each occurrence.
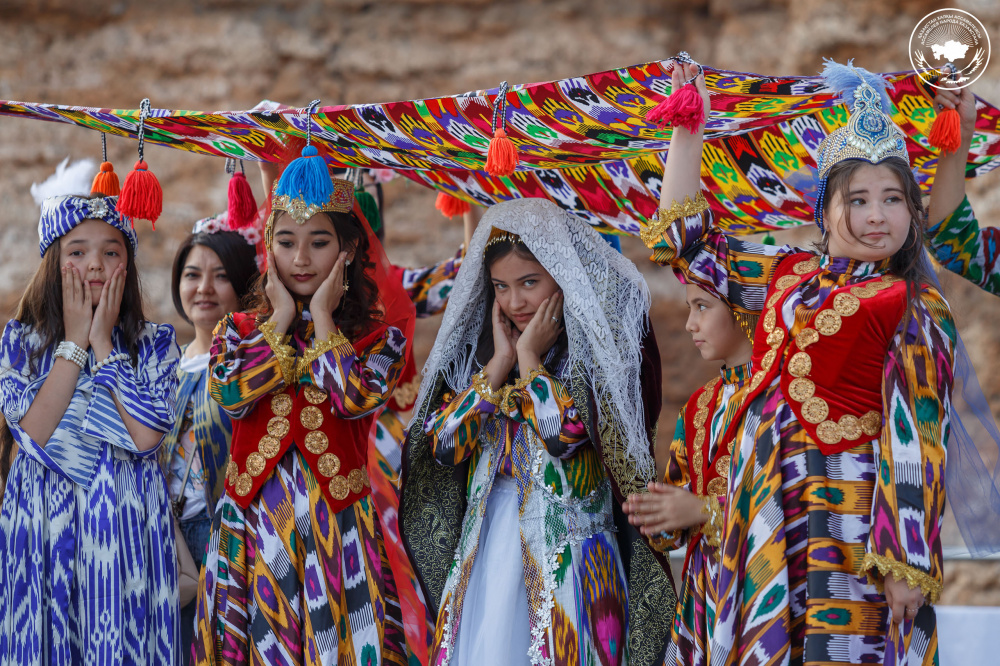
[820,58,894,114]
[274,145,334,205]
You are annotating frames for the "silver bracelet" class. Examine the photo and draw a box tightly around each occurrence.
[55,341,88,369]
[93,352,128,374]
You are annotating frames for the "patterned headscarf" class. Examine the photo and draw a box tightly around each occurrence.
[38,194,137,257]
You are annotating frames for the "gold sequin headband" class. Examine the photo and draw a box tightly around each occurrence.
[484,228,523,254]
[264,178,355,248]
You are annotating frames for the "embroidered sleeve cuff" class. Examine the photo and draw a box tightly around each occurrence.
[259,319,297,386]
[639,191,710,247]
[500,366,548,415]
[699,495,724,549]
[297,329,353,380]
[470,369,503,409]
[859,552,943,605]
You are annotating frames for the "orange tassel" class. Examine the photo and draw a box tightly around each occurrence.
[91,161,121,197]
[485,128,518,177]
[116,160,163,228]
[435,191,471,218]
[227,172,258,229]
[928,106,962,154]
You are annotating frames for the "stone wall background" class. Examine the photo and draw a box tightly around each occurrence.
[1,0,998,601]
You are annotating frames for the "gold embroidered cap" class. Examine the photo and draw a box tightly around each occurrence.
[264,178,354,248]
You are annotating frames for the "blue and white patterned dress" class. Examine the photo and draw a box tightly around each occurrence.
[0,320,181,665]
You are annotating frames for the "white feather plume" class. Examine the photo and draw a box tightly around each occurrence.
[29,157,97,207]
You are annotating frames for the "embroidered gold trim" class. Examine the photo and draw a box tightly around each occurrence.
[793,257,821,275]
[761,348,776,372]
[762,309,776,334]
[259,435,281,459]
[305,431,329,454]
[348,468,365,494]
[795,328,819,349]
[859,552,942,605]
[801,396,830,424]
[470,368,504,406]
[860,410,883,437]
[766,327,784,347]
[303,384,327,405]
[639,191,710,247]
[775,275,801,290]
[296,330,351,379]
[329,475,350,500]
[226,460,238,484]
[815,310,842,336]
[749,372,766,391]
[270,393,293,417]
[699,495,723,548]
[234,473,253,497]
[833,293,860,316]
[788,352,812,377]
[788,377,816,402]
[733,311,759,343]
[259,320,297,386]
[706,477,727,496]
[300,405,324,430]
[715,455,731,477]
[317,453,341,477]
[393,375,421,407]
[267,416,290,438]
[500,366,548,410]
[246,452,266,477]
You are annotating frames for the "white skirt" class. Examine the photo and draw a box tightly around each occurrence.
[451,475,531,666]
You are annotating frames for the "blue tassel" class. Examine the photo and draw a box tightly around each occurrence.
[275,145,334,205]
[820,58,894,114]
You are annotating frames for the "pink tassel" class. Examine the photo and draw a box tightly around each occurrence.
[227,172,258,229]
[646,83,706,133]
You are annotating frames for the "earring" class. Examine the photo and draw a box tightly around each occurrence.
[343,275,350,292]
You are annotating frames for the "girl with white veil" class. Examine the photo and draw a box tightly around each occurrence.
[400,198,676,666]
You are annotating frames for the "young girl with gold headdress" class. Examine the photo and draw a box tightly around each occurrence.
[641,59,955,664]
[193,142,415,665]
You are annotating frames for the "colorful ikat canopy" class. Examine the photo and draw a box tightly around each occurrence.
[2,59,998,234]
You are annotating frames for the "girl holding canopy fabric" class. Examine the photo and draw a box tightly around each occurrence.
[640,60,955,664]
[400,197,674,666]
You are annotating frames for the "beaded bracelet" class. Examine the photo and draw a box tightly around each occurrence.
[93,352,128,373]
[55,341,88,369]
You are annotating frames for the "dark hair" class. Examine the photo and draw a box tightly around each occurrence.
[474,237,568,373]
[0,222,146,486]
[248,210,381,340]
[819,157,936,327]
[171,231,261,324]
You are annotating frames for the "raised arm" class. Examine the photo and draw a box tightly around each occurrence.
[399,246,464,317]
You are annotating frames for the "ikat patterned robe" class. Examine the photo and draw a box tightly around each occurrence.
[927,195,1000,295]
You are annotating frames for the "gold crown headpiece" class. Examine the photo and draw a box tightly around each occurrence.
[264,178,354,247]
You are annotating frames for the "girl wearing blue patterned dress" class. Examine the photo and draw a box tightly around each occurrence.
[0,192,181,664]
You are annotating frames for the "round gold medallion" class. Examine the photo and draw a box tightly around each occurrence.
[271,393,293,417]
[833,292,860,317]
[348,468,365,494]
[304,431,329,455]
[693,409,708,429]
[766,327,785,348]
[715,455,731,477]
[234,473,253,497]
[801,396,830,424]
[246,452,266,477]
[762,309,776,334]
[259,435,281,459]
[860,410,882,437]
[362,466,371,488]
[816,420,842,445]
[793,257,820,275]
[815,310,842,336]
[787,352,812,377]
[775,275,800,290]
[795,328,819,349]
[707,477,728,496]
[226,460,238,484]
[851,285,877,299]
[317,453,341,478]
[329,475,350,500]
[787,377,816,402]
[303,384,327,405]
[267,416,290,439]
[300,405,324,430]
[838,414,862,440]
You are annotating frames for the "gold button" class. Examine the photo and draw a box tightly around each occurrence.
[226,460,238,484]
[860,410,882,437]
[795,328,819,349]
[317,453,341,477]
[775,275,800,290]
[838,414,862,440]
[761,349,777,371]
[304,431,329,455]
[766,327,784,348]
[303,384,327,405]
[793,257,820,275]
[246,452,266,477]
[762,309,776,334]
[271,393,292,417]
[693,408,709,429]
[329,475,350,500]
[362,465,370,488]
[715,455,731,477]
[815,310,842,336]
[707,477,728,496]
[816,420,842,445]
[234,473,253,497]
[801,396,829,424]
[787,377,815,402]
[788,352,812,377]
[300,405,324,430]
[348,468,364,494]
[267,417,290,438]
[833,292,860,317]
[259,435,281,459]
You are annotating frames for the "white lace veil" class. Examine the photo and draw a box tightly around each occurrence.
[411,198,656,481]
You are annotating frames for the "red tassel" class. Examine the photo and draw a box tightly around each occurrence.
[116,160,163,228]
[928,106,962,154]
[435,191,471,218]
[485,128,518,177]
[227,172,258,229]
[91,161,121,197]
[646,82,706,133]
